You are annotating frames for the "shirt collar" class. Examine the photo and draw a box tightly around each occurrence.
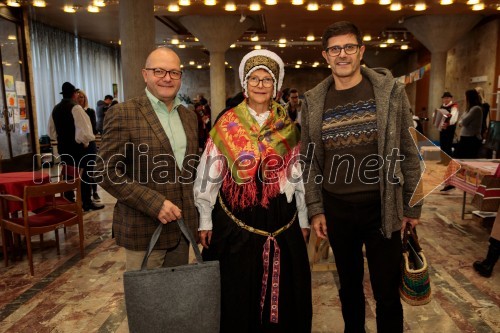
[145,88,181,113]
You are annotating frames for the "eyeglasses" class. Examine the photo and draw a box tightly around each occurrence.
[248,76,274,88]
[145,68,182,80]
[325,44,361,57]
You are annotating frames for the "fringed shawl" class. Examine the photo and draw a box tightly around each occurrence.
[209,100,300,210]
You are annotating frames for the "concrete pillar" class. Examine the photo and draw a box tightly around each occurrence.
[226,49,249,97]
[180,16,253,121]
[119,0,155,100]
[404,14,481,140]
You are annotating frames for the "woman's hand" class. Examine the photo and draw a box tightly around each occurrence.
[199,230,212,249]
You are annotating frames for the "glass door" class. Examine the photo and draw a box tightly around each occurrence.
[0,13,34,171]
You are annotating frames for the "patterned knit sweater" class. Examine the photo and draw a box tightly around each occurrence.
[322,76,380,202]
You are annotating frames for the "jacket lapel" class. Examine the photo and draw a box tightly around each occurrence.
[306,76,333,170]
[137,94,175,156]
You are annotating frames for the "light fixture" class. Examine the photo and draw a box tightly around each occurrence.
[180,64,184,68]
[466,0,479,4]
[379,43,388,48]
[204,0,216,5]
[225,2,236,10]
[265,0,277,4]
[306,35,315,41]
[194,37,199,42]
[197,65,202,69]
[189,60,195,65]
[379,0,391,4]
[230,43,236,48]
[225,61,228,65]
[7,35,16,40]
[353,0,365,5]
[278,43,286,47]
[414,2,426,10]
[254,45,262,50]
[389,2,401,10]
[171,38,179,45]
[296,60,303,64]
[363,34,371,41]
[118,40,121,45]
[33,0,47,7]
[307,2,319,10]
[331,1,344,10]
[250,35,259,41]
[6,1,21,7]
[440,0,453,5]
[168,3,180,11]
[312,61,320,67]
[179,0,191,5]
[178,44,186,48]
[387,36,395,43]
[63,5,78,13]
[249,2,261,10]
[292,0,304,5]
[88,5,100,12]
[400,44,409,50]
[472,3,484,10]
[295,65,300,68]
[93,0,106,7]
[279,38,287,44]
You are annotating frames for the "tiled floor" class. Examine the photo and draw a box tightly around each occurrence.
[0,160,499,332]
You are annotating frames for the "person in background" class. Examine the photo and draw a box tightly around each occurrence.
[436,92,459,165]
[475,86,490,140]
[194,93,211,150]
[473,206,500,277]
[301,21,422,333]
[97,47,199,271]
[455,89,483,159]
[76,89,101,203]
[285,88,303,128]
[48,82,104,212]
[96,95,113,134]
[194,49,312,333]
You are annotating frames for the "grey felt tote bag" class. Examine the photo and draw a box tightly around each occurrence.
[123,219,221,333]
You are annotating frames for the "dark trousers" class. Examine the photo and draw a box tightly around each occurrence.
[456,136,482,159]
[323,192,403,333]
[439,125,456,158]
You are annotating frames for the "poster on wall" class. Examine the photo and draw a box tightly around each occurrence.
[18,97,26,119]
[3,75,14,91]
[19,120,30,135]
[15,81,26,96]
[113,83,118,99]
[6,92,17,107]
[13,108,20,123]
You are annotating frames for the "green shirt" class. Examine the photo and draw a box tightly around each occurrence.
[145,88,186,170]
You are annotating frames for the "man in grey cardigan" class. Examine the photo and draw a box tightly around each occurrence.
[300,21,422,332]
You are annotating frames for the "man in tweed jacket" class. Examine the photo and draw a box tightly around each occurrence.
[301,21,422,332]
[97,47,199,271]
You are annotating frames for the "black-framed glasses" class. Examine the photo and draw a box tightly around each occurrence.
[248,76,274,88]
[145,68,182,80]
[325,44,361,57]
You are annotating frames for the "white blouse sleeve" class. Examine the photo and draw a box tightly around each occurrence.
[194,139,224,231]
[281,157,309,229]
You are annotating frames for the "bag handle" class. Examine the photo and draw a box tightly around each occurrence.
[402,224,423,253]
[141,218,204,270]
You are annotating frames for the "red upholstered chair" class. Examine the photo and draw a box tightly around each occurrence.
[0,179,84,276]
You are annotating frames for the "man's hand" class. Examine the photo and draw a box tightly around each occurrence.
[157,200,182,224]
[311,214,328,240]
[402,217,419,232]
[199,230,212,249]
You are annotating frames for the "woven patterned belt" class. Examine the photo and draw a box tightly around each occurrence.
[218,194,298,324]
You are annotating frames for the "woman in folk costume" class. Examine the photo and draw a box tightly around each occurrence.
[194,50,312,333]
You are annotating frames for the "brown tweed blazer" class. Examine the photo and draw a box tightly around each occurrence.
[97,92,199,250]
